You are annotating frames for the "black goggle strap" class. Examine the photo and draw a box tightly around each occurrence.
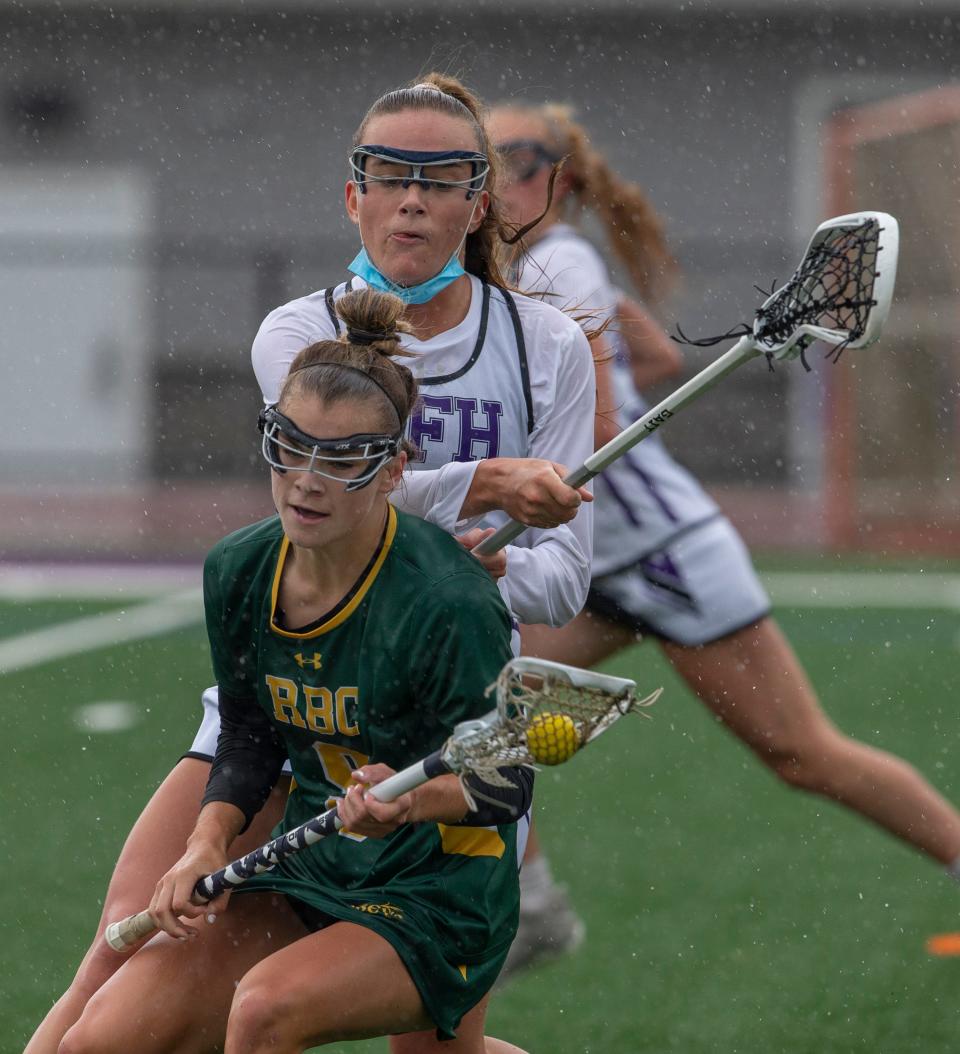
[496,139,562,183]
[350,145,490,199]
[258,406,401,491]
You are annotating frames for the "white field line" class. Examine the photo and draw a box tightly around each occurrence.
[3,564,959,609]
[0,563,200,600]
[762,572,960,611]
[0,588,203,676]
[0,569,957,679]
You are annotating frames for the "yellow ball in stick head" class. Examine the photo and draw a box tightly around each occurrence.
[525,711,580,766]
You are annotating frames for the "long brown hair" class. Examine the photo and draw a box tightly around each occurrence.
[497,103,677,304]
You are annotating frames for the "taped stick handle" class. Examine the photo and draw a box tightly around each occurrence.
[472,337,758,557]
[104,751,449,952]
[103,909,157,952]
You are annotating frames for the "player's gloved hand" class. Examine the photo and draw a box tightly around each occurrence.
[465,458,592,528]
[337,765,412,838]
[149,842,231,941]
[458,527,508,579]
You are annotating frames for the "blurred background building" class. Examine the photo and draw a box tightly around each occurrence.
[1,0,958,557]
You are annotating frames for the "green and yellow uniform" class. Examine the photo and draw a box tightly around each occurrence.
[203,506,519,1038]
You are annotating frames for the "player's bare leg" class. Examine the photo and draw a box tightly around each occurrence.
[58,890,310,1054]
[26,758,289,1054]
[522,612,636,672]
[515,609,960,984]
[663,616,960,863]
[526,611,960,858]
[527,611,960,860]
[62,904,496,1053]
[223,920,450,1053]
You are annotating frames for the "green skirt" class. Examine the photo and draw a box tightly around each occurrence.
[235,871,515,1041]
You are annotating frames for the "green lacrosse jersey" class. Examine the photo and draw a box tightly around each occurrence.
[204,505,519,1038]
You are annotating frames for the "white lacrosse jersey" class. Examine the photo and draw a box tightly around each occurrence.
[252,273,595,627]
[518,225,719,578]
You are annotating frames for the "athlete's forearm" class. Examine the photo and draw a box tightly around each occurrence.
[461,458,588,525]
[616,294,682,390]
[406,767,533,827]
[187,801,247,857]
[460,457,510,518]
[592,337,623,449]
[406,774,471,824]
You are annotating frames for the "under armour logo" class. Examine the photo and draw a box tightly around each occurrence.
[294,652,323,670]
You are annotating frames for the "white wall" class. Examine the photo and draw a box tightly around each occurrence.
[0,168,152,483]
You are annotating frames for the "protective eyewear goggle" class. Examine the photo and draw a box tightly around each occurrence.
[258,406,401,491]
[496,139,561,183]
[349,145,489,199]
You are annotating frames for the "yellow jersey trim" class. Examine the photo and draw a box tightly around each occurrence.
[437,824,506,860]
[269,506,397,639]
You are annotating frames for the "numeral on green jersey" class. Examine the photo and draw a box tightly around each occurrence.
[312,741,372,842]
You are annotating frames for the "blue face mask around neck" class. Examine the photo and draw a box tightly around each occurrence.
[347,248,466,305]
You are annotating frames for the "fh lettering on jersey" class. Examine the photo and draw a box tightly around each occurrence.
[409,395,504,462]
[266,675,360,736]
[643,408,674,434]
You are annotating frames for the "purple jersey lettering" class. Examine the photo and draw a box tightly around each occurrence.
[409,395,454,464]
[454,398,503,461]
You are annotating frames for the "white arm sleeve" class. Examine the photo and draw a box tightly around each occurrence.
[251,301,331,405]
[500,319,595,627]
[390,460,479,531]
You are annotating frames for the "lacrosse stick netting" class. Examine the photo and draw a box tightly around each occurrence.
[474,211,899,556]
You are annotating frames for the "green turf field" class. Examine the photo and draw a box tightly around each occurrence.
[6,566,960,1053]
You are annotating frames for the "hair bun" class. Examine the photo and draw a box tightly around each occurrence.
[335,289,411,354]
[345,325,400,346]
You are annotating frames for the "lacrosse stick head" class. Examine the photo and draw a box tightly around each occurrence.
[755,211,899,361]
[440,658,657,789]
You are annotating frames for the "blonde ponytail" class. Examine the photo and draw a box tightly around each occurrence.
[503,103,678,303]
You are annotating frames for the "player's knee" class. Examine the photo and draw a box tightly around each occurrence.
[229,977,322,1050]
[58,1015,120,1054]
[58,975,160,1054]
[767,752,817,790]
[762,731,843,793]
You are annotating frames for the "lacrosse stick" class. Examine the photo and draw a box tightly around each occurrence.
[105,656,655,951]
[474,210,899,556]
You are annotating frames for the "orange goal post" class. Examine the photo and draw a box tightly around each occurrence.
[825,84,960,552]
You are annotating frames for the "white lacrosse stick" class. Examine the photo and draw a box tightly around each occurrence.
[474,210,899,555]
[105,656,656,951]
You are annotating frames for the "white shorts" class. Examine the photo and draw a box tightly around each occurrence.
[585,515,770,647]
